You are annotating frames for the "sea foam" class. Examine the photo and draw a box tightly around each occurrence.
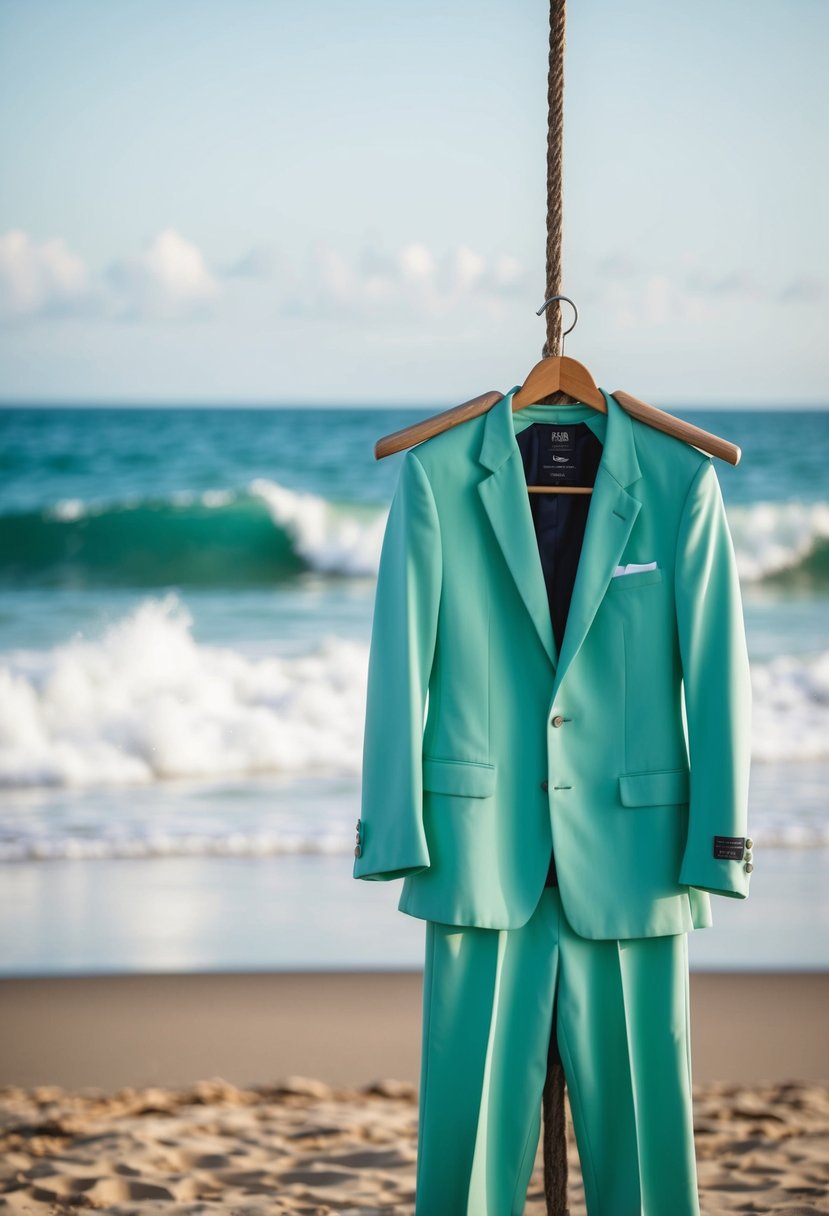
[0,593,826,791]
[0,594,367,788]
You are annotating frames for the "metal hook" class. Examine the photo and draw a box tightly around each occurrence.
[536,294,578,356]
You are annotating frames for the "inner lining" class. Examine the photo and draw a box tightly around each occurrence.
[514,419,604,889]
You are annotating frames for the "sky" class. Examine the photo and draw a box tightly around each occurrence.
[0,0,826,406]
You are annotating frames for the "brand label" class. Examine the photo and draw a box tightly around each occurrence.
[540,424,577,483]
[712,835,745,860]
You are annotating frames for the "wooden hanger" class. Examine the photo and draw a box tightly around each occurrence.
[511,332,605,494]
[373,296,741,481]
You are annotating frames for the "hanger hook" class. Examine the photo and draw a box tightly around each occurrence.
[536,294,578,357]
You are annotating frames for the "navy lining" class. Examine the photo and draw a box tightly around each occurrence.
[515,421,604,889]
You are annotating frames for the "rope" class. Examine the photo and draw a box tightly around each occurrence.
[542,7,572,1210]
[539,0,572,407]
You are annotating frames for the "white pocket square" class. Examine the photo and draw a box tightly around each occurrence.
[612,561,658,578]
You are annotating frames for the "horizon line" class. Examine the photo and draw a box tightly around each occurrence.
[1,398,827,411]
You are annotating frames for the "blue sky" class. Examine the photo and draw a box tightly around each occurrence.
[0,0,826,406]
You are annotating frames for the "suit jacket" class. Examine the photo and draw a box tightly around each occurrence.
[353,385,754,938]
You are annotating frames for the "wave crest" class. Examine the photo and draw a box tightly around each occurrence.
[0,480,386,587]
[1,596,827,791]
[2,488,828,589]
[0,594,368,788]
[730,500,829,584]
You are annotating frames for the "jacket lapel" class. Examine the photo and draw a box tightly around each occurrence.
[476,385,643,694]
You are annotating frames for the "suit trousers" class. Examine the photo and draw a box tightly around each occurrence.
[414,884,701,1216]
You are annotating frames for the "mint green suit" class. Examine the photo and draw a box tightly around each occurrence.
[354,386,753,1214]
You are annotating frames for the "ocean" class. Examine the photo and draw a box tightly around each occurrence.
[0,403,827,975]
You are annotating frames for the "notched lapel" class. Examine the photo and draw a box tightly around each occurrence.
[476,385,643,691]
[551,470,641,700]
[477,450,559,670]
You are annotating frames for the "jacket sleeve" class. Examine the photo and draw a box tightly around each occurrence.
[353,450,441,882]
[675,457,753,899]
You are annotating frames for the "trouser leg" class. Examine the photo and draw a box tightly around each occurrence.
[414,888,561,1216]
[554,900,700,1216]
[616,930,700,1216]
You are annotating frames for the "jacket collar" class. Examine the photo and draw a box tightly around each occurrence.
[479,383,640,485]
[476,385,643,694]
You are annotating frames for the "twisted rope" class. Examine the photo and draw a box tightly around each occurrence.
[539,0,572,407]
[542,4,572,1212]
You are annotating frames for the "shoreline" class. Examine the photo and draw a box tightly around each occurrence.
[3,845,829,975]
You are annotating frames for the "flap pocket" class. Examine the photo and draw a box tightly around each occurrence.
[619,766,689,806]
[608,566,663,591]
[422,756,497,798]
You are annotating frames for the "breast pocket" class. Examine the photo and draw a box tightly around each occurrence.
[607,565,663,592]
[604,563,682,773]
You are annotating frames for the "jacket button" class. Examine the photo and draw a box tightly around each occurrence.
[744,861,753,873]
[354,844,362,858]
[541,780,549,791]
[551,714,564,727]
[745,836,753,849]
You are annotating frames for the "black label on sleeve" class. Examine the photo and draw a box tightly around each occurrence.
[713,835,745,860]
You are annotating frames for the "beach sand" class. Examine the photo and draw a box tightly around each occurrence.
[1,970,827,1214]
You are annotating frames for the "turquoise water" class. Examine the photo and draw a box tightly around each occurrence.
[0,403,827,973]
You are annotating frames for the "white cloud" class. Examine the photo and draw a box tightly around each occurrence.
[399,242,435,283]
[223,243,282,279]
[0,229,93,319]
[12,228,799,336]
[283,238,529,321]
[600,275,709,329]
[596,259,818,329]
[0,227,222,324]
[492,254,524,290]
[106,228,220,320]
[777,276,824,303]
[0,229,530,328]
